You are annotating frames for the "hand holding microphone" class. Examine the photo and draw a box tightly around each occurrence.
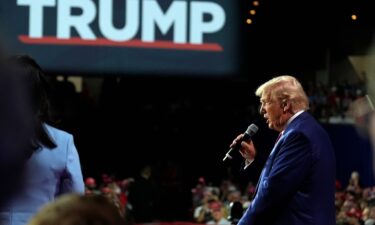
[223,124,259,162]
[232,134,256,161]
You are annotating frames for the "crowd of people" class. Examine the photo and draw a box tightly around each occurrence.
[306,80,368,124]
[75,170,375,225]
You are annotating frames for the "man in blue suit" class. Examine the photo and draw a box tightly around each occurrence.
[231,75,336,225]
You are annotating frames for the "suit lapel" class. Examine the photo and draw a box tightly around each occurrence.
[251,112,310,199]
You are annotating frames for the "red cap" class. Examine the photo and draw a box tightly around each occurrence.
[85,177,96,186]
[210,201,222,211]
[101,187,112,194]
[198,177,206,184]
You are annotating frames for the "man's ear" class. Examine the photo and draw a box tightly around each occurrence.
[282,100,291,113]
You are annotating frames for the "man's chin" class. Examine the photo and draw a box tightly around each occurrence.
[267,123,279,131]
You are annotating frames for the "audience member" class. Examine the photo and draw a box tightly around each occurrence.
[128,165,158,223]
[0,55,84,225]
[28,194,126,225]
[206,201,230,225]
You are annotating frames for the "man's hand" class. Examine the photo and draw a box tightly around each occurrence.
[230,134,256,161]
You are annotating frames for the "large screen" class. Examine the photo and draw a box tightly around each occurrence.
[0,0,240,76]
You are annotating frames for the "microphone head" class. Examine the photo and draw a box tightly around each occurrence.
[245,124,259,136]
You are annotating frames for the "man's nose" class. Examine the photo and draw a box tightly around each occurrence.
[259,105,265,115]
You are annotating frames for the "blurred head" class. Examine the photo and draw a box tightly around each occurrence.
[85,177,96,188]
[5,55,52,123]
[28,194,126,225]
[351,171,360,180]
[256,75,309,131]
[209,201,226,222]
[229,201,244,221]
[227,190,242,202]
[198,176,206,185]
[120,178,134,190]
[108,182,121,195]
[140,166,152,179]
[102,187,112,195]
[1,54,56,151]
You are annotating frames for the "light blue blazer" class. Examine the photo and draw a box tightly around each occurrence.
[0,124,84,225]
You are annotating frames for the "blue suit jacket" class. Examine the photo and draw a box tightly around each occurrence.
[238,112,336,225]
[0,124,85,225]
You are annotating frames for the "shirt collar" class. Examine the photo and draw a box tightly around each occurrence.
[281,110,304,135]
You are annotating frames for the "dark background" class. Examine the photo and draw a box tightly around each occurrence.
[2,0,375,221]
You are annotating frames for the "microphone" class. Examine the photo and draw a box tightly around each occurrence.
[223,123,259,162]
[228,201,244,225]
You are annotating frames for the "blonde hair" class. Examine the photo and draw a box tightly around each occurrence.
[255,75,309,112]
